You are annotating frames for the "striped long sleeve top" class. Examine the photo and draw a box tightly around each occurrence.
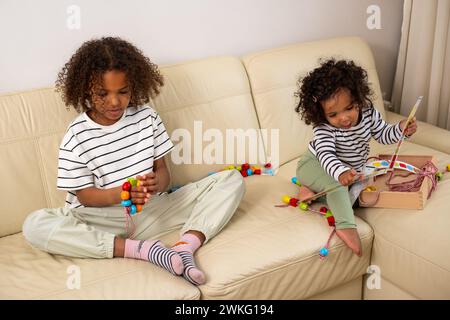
[308,106,403,182]
[57,105,174,208]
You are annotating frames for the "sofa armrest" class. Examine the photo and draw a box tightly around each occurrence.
[386,111,450,154]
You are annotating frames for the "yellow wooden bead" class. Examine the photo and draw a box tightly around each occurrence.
[447,164,450,172]
[282,195,291,204]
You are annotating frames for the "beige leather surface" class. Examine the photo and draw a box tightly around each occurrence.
[242,37,386,166]
[359,141,450,299]
[0,233,200,299]
[310,277,363,300]
[0,88,77,237]
[386,111,450,154]
[195,159,373,299]
[152,56,264,187]
[363,275,417,300]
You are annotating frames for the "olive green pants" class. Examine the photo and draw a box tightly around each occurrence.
[296,150,356,229]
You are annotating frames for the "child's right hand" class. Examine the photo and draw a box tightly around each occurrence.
[129,185,150,205]
[338,169,358,186]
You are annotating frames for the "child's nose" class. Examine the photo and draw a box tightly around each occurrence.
[110,95,120,107]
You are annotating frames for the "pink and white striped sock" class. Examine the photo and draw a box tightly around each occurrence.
[172,233,206,286]
[124,239,183,275]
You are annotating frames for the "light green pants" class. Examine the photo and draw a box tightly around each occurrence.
[22,170,245,259]
[296,150,356,230]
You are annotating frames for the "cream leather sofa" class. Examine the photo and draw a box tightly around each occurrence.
[1,37,449,300]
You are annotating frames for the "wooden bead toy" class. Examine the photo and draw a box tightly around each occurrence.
[121,178,143,215]
[319,247,329,258]
[291,177,302,186]
[282,195,291,204]
[121,191,130,200]
[299,202,308,211]
[278,195,336,259]
[211,162,274,178]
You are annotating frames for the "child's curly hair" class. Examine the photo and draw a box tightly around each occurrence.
[56,37,164,113]
[295,58,373,126]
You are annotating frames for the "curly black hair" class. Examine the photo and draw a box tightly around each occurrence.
[294,58,373,126]
[55,36,164,113]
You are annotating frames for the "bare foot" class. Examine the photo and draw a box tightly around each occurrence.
[298,185,315,204]
[336,228,362,257]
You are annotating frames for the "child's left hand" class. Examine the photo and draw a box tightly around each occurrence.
[137,172,160,195]
[400,117,417,137]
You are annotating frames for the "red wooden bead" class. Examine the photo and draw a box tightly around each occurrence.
[264,163,272,168]
[254,169,261,175]
[320,206,328,214]
[289,198,299,207]
[242,163,250,170]
[327,216,335,226]
[122,181,131,191]
[240,169,248,177]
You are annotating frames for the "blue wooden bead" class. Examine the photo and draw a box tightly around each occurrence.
[121,200,132,207]
[130,204,137,215]
[319,247,329,257]
[247,169,253,176]
[291,177,301,186]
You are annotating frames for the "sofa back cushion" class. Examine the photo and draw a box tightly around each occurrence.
[242,36,386,166]
[151,56,262,186]
[0,88,78,237]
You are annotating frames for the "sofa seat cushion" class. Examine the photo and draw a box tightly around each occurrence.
[0,233,200,299]
[194,159,373,299]
[357,141,450,299]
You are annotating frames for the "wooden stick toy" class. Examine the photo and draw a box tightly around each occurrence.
[388,96,423,171]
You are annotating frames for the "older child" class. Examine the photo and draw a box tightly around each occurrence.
[294,59,417,256]
[22,37,245,285]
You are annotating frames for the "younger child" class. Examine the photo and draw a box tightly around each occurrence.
[22,37,245,285]
[294,59,417,256]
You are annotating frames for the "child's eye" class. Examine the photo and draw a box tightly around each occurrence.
[328,114,336,118]
[96,92,107,97]
[119,91,129,95]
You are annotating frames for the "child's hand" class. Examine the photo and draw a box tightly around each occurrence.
[137,172,160,195]
[129,184,150,205]
[400,117,417,137]
[339,169,358,186]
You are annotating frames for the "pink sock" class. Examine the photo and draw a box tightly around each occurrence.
[124,239,183,275]
[172,233,205,285]
[173,233,202,254]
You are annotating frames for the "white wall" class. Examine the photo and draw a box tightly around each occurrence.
[0,0,403,99]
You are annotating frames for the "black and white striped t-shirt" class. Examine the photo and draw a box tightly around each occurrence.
[57,105,174,208]
[308,106,403,182]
